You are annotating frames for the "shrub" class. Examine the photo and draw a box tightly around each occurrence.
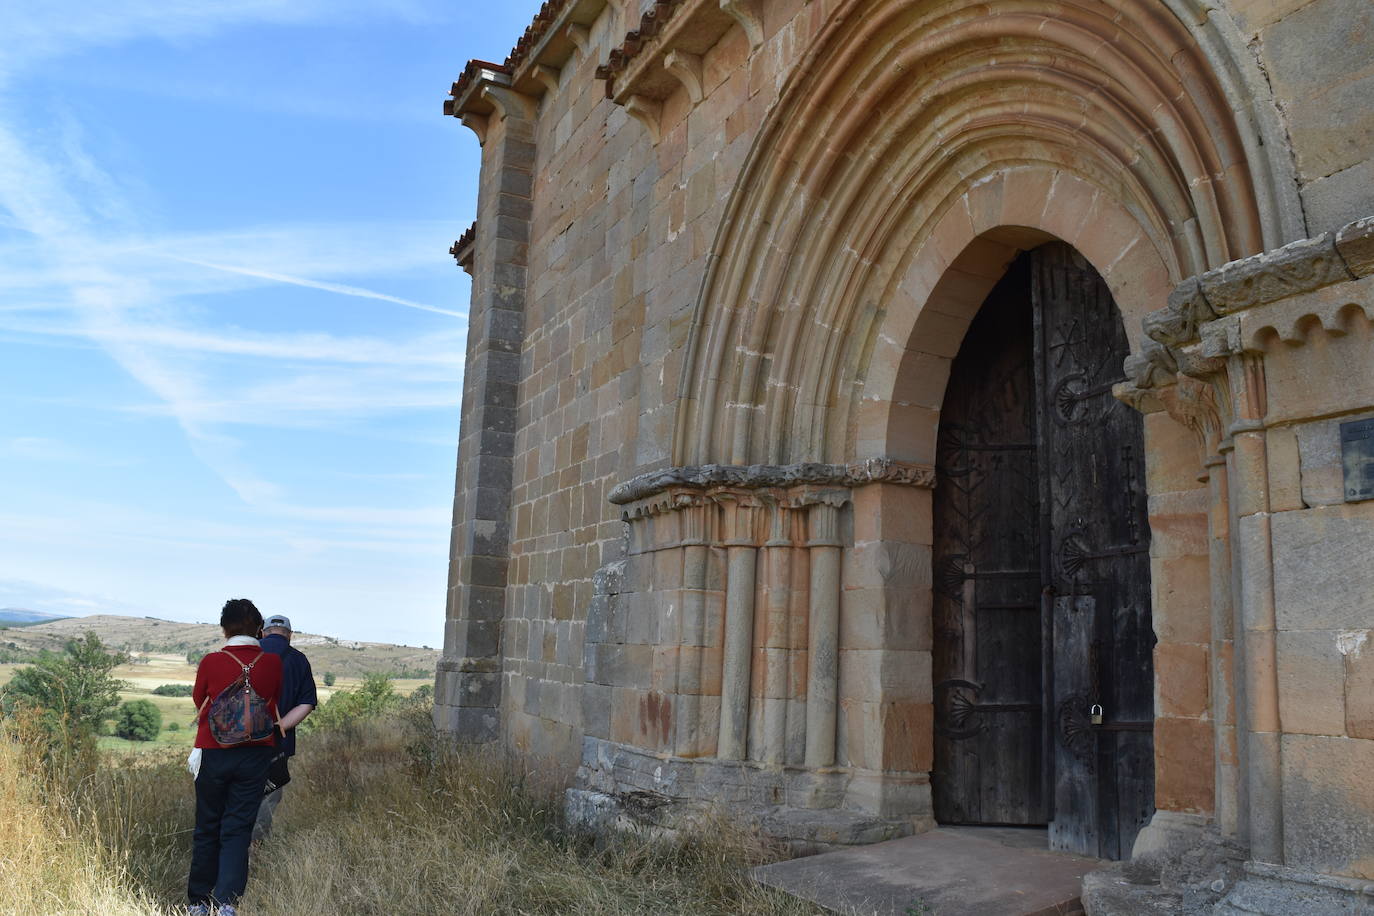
[165,722,180,732]
[0,633,128,761]
[322,671,336,687]
[302,673,398,734]
[185,649,205,666]
[114,700,162,742]
[151,684,193,697]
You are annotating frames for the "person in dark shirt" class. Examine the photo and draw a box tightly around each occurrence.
[252,613,317,842]
[187,598,282,916]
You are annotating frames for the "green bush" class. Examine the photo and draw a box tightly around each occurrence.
[114,700,162,742]
[151,684,193,697]
[0,633,128,760]
[303,673,398,734]
[322,671,336,687]
[165,721,180,732]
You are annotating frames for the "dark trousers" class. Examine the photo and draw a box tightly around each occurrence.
[188,745,274,907]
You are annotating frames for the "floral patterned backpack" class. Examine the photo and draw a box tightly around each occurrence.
[199,650,275,746]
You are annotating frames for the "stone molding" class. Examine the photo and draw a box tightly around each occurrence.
[444,0,605,116]
[1128,216,1374,391]
[449,221,476,275]
[608,458,936,505]
[595,0,757,133]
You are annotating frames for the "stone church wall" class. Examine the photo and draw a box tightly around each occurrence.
[438,0,1374,908]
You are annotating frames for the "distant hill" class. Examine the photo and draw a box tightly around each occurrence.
[0,614,439,679]
[0,608,70,627]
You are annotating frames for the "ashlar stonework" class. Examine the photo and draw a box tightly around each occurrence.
[436,0,1374,912]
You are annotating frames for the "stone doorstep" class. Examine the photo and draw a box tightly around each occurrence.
[753,826,1099,916]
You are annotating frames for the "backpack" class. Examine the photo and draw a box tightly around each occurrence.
[200,649,276,746]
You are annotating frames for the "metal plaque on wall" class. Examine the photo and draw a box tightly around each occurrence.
[1341,418,1374,502]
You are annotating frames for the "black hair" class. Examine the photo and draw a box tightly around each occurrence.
[220,598,263,638]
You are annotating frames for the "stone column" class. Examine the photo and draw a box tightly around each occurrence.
[718,493,760,761]
[754,500,795,764]
[1225,352,1284,865]
[805,497,844,767]
[677,497,713,756]
[435,72,537,741]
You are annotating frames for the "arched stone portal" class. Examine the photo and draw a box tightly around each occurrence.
[580,0,1280,855]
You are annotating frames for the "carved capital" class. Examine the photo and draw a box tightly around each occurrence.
[1159,376,1227,462]
[805,501,845,548]
[716,490,764,545]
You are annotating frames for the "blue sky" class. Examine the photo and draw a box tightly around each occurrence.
[0,0,544,647]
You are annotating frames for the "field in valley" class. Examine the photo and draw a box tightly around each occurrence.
[0,614,436,751]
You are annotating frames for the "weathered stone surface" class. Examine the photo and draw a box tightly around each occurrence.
[758,827,1099,916]
[1277,629,1349,736]
[1345,633,1374,740]
[1337,217,1374,278]
[1273,504,1374,631]
[1281,734,1374,880]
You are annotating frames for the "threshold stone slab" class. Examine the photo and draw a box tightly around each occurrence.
[753,826,1099,916]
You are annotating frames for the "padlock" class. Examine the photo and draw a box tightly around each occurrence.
[1090,704,1104,726]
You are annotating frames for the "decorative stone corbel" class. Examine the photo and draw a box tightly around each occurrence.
[533,64,561,95]
[565,23,591,56]
[481,84,538,124]
[625,94,663,143]
[460,112,490,145]
[664,49,705,105]
[720,0,765,48]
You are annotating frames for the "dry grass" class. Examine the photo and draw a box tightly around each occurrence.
[0,739,163,916]
[2,715,821,916]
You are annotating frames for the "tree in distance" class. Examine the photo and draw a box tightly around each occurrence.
[114,699,162,742]
[152,683,194,697]
[323,671,336,686]
[0,633,128,757]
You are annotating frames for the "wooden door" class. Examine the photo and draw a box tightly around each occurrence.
[931,243,1154,859]
[933,257,1046,827]
[1033,243,1155,860]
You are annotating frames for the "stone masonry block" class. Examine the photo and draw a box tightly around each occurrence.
[1273,504,1374,631]
[1155,642,1210,719]
[1344,632,1374,739]
[1155,716,1215,814]
[1150,554,1212,645]
[1277,629,1349,737]
[1282,734,1374,879]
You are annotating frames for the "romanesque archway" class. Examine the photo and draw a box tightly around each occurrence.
[587,0,1302,851]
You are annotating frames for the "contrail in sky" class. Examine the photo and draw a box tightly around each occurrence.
[164,254,467,319]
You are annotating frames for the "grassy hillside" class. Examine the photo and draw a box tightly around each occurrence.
[0,614,439,679]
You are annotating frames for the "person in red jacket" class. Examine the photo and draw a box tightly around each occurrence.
[186,598,283,916]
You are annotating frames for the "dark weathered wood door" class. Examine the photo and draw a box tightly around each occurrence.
[933,257,1046,827]
[932,243,1154,859]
